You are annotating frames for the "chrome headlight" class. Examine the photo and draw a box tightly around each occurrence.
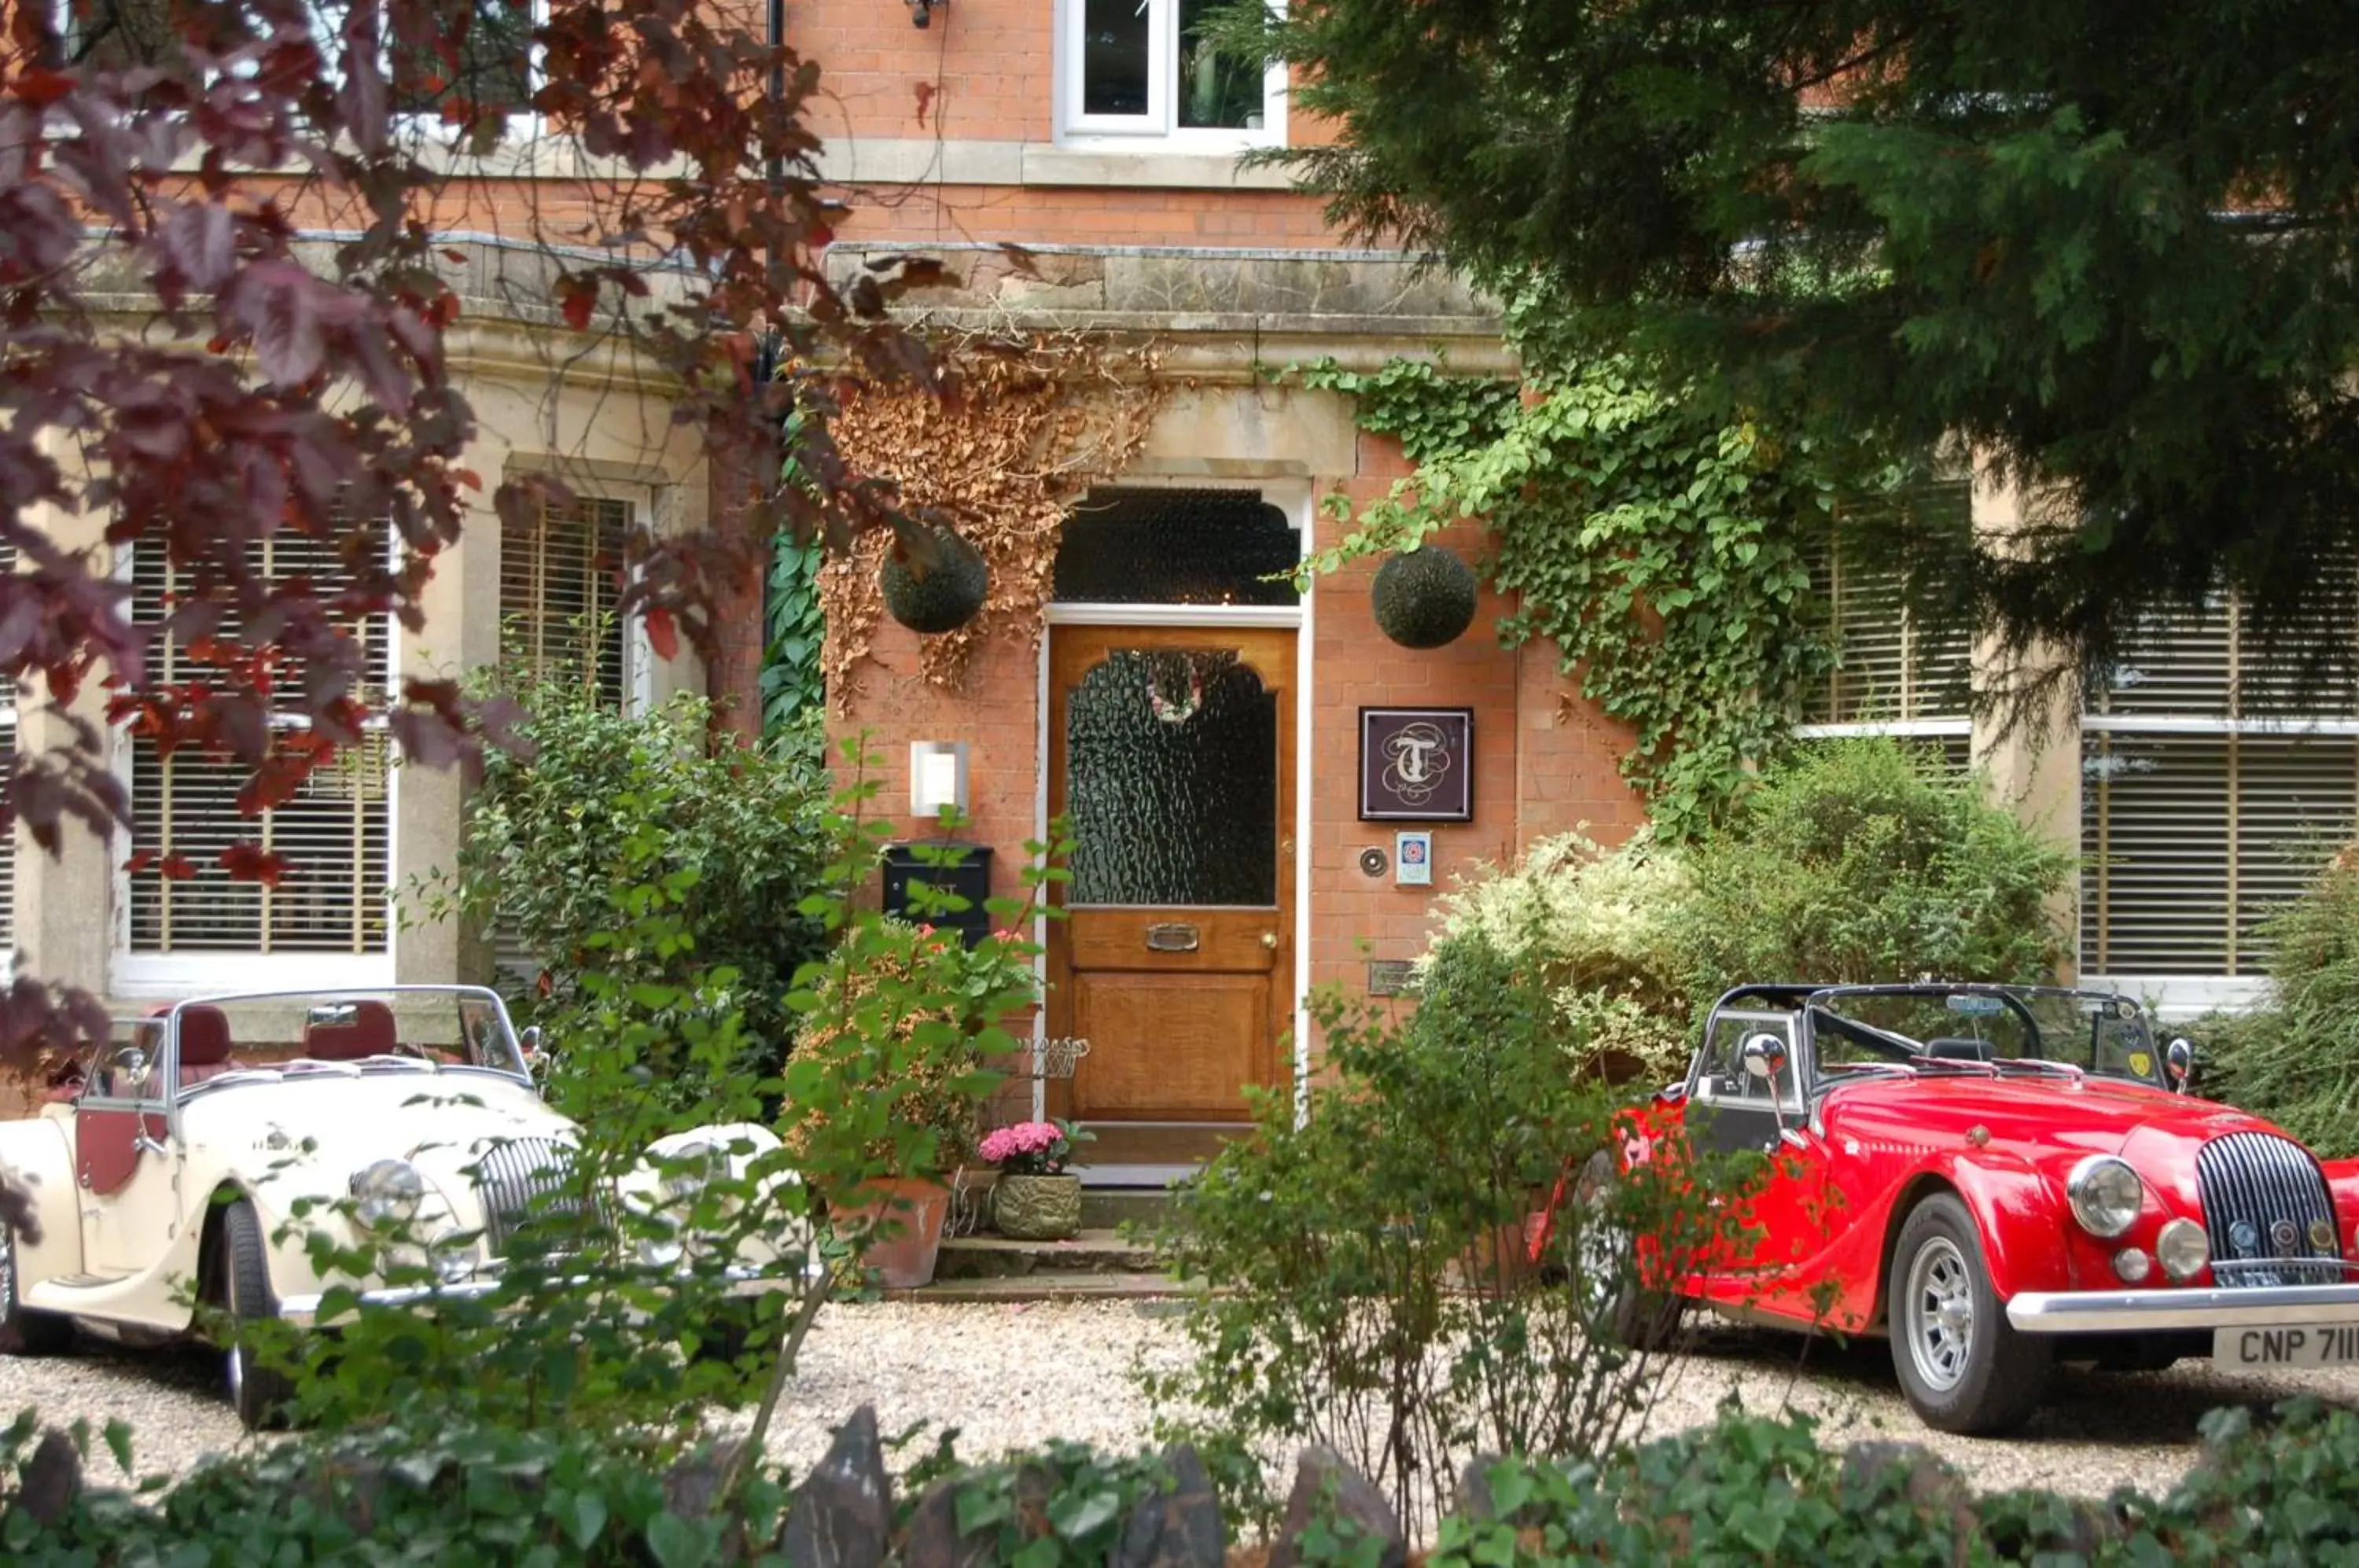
[429,1235,478,1284]
[2066,1154,2144,1239]
[351,1158,426,1229]
[660,1139,723,1203]
[2156,1217,2211,1282]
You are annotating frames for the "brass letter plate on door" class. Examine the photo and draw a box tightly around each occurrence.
[1145,922,1201,952]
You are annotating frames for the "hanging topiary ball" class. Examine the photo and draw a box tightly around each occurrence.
[879,526,989,635]
[1371,546,1478,649]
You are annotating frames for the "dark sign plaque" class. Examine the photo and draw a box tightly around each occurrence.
[1367,959,1419,997]
[1359,708,1474,821]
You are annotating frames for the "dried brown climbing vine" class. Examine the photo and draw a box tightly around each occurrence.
[819,332,1168,699]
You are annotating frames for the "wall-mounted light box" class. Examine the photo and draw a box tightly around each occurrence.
[910,741,970,819]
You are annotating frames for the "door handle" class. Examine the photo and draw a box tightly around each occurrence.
[133,1131,167,1160]
[1260,932,1278,950]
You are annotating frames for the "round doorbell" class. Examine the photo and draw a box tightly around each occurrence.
[1358,846,1389,878]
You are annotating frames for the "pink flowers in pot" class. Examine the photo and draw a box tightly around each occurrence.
[978,1117,1090,1176]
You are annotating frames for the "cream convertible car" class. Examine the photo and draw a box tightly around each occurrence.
[0,986,811,1426]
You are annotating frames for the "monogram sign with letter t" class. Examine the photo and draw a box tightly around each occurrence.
[1359,707,1474,821]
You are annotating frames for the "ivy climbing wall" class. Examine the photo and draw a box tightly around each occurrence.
[1306,432,1645,1001]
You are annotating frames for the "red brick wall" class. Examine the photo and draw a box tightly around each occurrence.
[792,0,1057,142]
[828,613,1043,912]
[788,0,1348,249]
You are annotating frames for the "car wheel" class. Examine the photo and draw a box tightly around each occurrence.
[1573,1150,1684,1353]
[215,1199,296,1430]
[1887,1193,2050,1434]
[694,1294,787,1378]
[0,1225,72,1356]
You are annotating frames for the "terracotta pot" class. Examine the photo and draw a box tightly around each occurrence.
[994,1172,1083,1241]
[834,1176,953,1289]
[1445,1221,1537,1297]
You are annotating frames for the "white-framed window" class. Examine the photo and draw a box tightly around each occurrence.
[498,489,646,711]
[2081,584,2359,995]
[1794,480,1975,771]
[115,532,397,994]
[1059,0,1286,150]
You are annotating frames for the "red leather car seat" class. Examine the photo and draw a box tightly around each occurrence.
[177,1005,244,1087]
[304,1000,397,1062]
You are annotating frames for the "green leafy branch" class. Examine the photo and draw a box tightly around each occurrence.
[1282,355,1853,837]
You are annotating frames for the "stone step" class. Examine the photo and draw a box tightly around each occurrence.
[891,1269,1194,1304]
[933,1228,1162,1280]
[1079,1187,1179,1233]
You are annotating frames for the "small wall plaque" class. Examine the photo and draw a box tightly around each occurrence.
[1360,707,1474,821]
[1395,830,1433,886]
[1367,959,1419,997]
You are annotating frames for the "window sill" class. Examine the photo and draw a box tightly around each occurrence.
[112,951,396,1000]
[814,138,1296,192]
[2079,974,2271,1021]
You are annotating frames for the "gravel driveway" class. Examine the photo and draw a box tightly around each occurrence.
[6,1301,2356,1499]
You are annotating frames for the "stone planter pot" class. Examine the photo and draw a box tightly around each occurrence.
[993,1172,1083,1241]
[833,1176,953,1289]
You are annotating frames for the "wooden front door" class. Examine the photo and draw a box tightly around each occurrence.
[1047,627,1295,1165]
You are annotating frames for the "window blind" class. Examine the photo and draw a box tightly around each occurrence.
[499,493,631,709]
[2082,573,2359,975]
[1801,482,1974,726]
[2081,732,2357,975]
[126,533,392,955]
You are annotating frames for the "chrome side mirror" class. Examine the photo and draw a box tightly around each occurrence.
[1741,1032,1791,1132]
[111,1045,153,1095]
[2166,1037,2195,1091]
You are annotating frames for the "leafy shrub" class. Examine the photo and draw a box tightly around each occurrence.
[781,905,1047,1181]
[2195,845,2359,1153]
[0,1411,789,1567]
[1145,934,1747,1531]
[1422,830,1695,1083]
[1433,1397,2359,1566]
[413,672,833,1114]
[1421,738,2076,1080]
[1680,738,2073,996]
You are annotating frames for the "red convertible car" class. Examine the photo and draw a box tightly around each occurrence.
[1566,981,2359,1434]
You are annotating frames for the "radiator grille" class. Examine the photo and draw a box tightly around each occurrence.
[471,1137,590,1256]
[2197,1132,2346,1286]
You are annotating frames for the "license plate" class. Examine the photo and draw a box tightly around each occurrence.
[2214,1324,2359,1368]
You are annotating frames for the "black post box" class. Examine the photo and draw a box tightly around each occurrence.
[880,843,995,948]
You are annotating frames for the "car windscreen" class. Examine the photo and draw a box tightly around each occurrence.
[1809,989,2164,1088]
[174,992,528,1085]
